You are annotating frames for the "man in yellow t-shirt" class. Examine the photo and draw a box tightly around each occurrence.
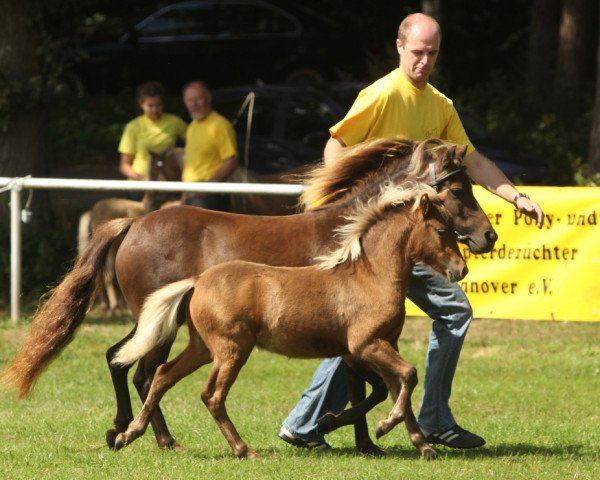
[181,81,238,211]
[280,13,545,452]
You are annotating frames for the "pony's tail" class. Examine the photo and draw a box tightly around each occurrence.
[0,217,134,399]
[111,277,196,367]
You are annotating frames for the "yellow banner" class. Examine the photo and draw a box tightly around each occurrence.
[406,186,600,321]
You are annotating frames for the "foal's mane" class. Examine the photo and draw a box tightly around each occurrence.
[300,137,453,208]
[316,182,440,270]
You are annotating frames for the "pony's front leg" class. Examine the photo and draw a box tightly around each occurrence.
[114,339,210,450]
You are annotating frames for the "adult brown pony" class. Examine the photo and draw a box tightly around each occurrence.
[0,137,497,453]
[110,182,467,459]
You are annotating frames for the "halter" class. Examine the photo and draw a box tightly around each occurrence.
[427,159,470,244]
[427,159,468,192]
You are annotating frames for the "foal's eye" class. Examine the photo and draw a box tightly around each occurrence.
[450,188,463,197]
[437,229,447,236]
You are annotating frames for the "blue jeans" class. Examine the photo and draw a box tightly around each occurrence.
[281,262,472,441]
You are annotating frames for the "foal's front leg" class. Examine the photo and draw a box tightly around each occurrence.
[359,340,436,459]
[201,346,258,459]
[316,358,387,456]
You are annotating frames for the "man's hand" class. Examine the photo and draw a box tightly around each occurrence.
[515,196,545,228]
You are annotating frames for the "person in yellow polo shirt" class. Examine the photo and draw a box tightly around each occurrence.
[118,81,187,182]
[279,13,545,451]
[181,81,238,211]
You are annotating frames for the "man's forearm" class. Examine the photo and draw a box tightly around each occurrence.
[323,136,346,167]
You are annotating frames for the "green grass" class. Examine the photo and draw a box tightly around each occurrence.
[1,311,599,480]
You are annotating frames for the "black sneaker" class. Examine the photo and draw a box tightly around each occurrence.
[278,425,331,450]
[425,424,486,449]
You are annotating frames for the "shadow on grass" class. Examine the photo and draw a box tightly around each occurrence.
[265,442,592,460]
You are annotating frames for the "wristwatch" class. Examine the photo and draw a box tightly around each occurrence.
[513,192,529,204]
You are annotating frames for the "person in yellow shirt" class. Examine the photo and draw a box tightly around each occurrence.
[279,13,544,451]
[118,81,187,181]
[181,81,238,210]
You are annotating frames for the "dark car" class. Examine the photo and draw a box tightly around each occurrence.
[78,0,368,93]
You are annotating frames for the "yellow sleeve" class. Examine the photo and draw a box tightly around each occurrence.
[118,119,139,155]
[330,88,383,147]
[175,116,188,142]
[217,119,238,160]
[442,106,476,155]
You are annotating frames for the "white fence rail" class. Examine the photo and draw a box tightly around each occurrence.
[0,176,305,322]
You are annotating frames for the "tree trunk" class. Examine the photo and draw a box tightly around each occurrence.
[0,0,46,177]
[553,0,596,116]
[526,0,561,97]
[588,1,600,176]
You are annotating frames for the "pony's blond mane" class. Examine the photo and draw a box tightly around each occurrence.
[316,182,439,270]
[300,137,454,208]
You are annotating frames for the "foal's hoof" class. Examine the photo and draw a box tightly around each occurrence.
[422,447,437,460]
[106,429,118,449]
[375,424,387,439]
[316,412,336,435]
[237,448,261,460]
[113,434,128,451]
[246,450,261,460]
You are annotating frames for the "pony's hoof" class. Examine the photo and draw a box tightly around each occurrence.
[106,429,118,449]
[316,412,336,435]
[422,447,437,460]
[159,436,187,452]
[358,442,387,457]
[375,424,387,439]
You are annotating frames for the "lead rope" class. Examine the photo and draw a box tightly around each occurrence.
[231,92,256,211]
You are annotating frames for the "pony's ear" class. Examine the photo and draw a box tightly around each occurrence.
[439,145,457,168]
[456,144,468,159]
[418,193,431,217]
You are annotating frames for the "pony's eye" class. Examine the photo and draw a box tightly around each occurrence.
[437,229,447,236]
[450,188,463,197]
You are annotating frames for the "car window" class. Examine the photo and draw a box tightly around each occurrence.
[135,1,299,40]
[283,95,339,142]
[215,3,299,37]
[136,4,218,38]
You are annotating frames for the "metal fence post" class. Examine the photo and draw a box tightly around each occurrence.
[10,182,22,322]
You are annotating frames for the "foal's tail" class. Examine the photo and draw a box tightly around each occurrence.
[0,217,134,398]
[111,277,196,367]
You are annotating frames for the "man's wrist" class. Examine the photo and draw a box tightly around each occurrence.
[513,192,529,205]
